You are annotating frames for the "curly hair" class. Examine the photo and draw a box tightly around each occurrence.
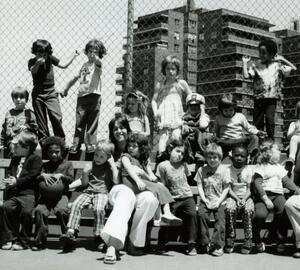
[161,55,181,76]
[84,39,107,59]
[123,90,149,118]
[166,138,190,163]
[256,140,280,164]
[42,136,66,156]
[218,93,237,112]
[259,39,278,58]
[126,133,150,164]
[11,86,29,102]
[108,112,131,146]
[31,39,53,55]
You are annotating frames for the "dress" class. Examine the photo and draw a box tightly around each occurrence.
[157,80,184,129]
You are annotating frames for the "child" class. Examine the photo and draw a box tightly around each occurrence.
[215,93,265,160]
[121,133,182,226]
[61,39,107,154]
[182,93,210,164]
[224,145,254,254]
[0,87,38,157]
[156,138,198,256]
[252,141,299,254]
[195,143,231,257]
[123,90,150,137]
[286,101,300,170]
[243,38,297,139]
[151,55,192,157]
[60,140,118,252]
[0,131,42,250]
[32,136,74,251]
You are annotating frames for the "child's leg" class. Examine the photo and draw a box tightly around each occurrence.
[72,98,87,151]
[253,99,266,133]
[45,91,65,139]
[197,201,211,247]
[158,129,169,154]
[67,193,92,234]
[264,98,277,140]
[92,193,108,237]
[211,205,226,249]
[242,198,254,240]
[247,134,259,156]
[32,95,50,141]
[285,196,300,247]
[225,198,237,240]
[53,195,69,234]
[85,94,101,148]
[289,135,300,160]
[253,201,269,245]
[33,202,51,247]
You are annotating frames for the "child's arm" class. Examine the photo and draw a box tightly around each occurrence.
[69,178,83,191]
[282,175,300,195]
[60,75,80,97]
[199,112,210,131]
[29,57,46,74]
[274,55,297,71]
[107,156,119,185]
[178,79,192,96]
[60,162,74,184]
[142,116,151,137]
[195,169,210,206]
[151,82,160,121]
[81,162,93,187]
[121,156,146,191]
[57,51,80,69]
[253,172,274,209]
[145,163,158,182]
[287,122,296,140]
[24,110,38,134]
[228,186,240,202]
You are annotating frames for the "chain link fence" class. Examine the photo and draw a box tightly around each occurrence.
[0,0,300,149]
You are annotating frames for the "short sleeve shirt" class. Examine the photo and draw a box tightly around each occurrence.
[194,164,231,205]
[156,160,192,199]
[77,62,102,97]
[28,55,60,89]
[254,164,286,194]
[248,62,292,99]
[229,165,254,198]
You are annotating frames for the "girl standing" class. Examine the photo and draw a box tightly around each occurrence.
[123,90,150,137]
[152,55,192,157]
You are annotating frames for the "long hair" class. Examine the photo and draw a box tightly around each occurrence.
[123,90,149,118]
[108,112,131,146]
[161,55,181,76]
[126,133,150,164]
[84,39,107,59]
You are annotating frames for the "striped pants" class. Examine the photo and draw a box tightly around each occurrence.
[67,193,108,236]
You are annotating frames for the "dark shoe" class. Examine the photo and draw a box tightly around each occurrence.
[285,158,294,177]
[196,244,210,254]
[156,243,168,255]
[94,236,105,252]
[276,243,286,254]
[31,244,46,251]
[293,248,300,258]
[126,240,145,256]
[85,144,95,153]
[60,232,76,252]
[224,238,234,253]
[241,239,252,255]
[255,242,265,253]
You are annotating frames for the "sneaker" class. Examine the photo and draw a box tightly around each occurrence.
[12,242,25,251]
[293,248,300,258]
[31,244,46,251]
[60,232,76,252]
[276,243,286,254]
[255,242,265,253]
[211,248,224,257]
[94,236,105,252]
[156,244,168,255]
[186,247,197,256]
[241,239,252,255]
[224,238,234,253]
[161,214,183,227]
[196,243,210,254]
[69,144,80,154]
[85,144,95,153]
[1,242,12,250]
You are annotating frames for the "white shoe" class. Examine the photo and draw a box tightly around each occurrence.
[161,214,183,226]
[1,242,12,250]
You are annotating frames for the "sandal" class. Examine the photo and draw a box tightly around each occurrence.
[104,247,116,264]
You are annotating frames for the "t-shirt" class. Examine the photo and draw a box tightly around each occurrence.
[194,164,231,205]
[126,115,147,135]
[215,112,258,139]
[0,108,38,147]
[28,55,60,90]
[156,160,192,199]
[229,165,253,198]
[77,62,102,97]
[248,61,291,99]
[254,164,286,194]
[84,162,112,194]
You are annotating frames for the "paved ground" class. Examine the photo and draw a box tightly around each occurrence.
[0,226,299,270]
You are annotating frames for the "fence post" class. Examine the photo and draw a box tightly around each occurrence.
[124,0,134,92]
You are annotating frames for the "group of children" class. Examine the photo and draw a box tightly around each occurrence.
[1,36,300,263]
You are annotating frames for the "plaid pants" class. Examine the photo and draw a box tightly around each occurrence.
[67,192,108,236]
[225,198,254,240]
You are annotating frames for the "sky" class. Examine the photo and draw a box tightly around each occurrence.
[0,0,299,143]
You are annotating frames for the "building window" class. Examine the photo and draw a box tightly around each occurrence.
[174,44,180,52]
[188,59,196,66]
[187,72,196,80]
[174,32,180,41]
[188,20,196,29]
[175,18,180,26]
[198,33,204,40]
[211,44,217,51]
[143,68,149,75]
[188,46,196,54]
[188,33,196,44]
[211,31,217,39]
[143,55,149,61]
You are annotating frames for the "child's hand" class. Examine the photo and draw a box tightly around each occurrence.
[107,156,115,165]
[209,200,220,210]
[74,50,80,57]
[257,130,267,138]
[242,55,251,63]
[136,180,146,191]
[3,176,16,186]
[36,57,46,65]
[83,163,92,174]
[202,198,210,208]
[53,173,64,181]
[237,198,246,207]
[41,173,56,185]
[60,89,69,98]
[264,198,274,210]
